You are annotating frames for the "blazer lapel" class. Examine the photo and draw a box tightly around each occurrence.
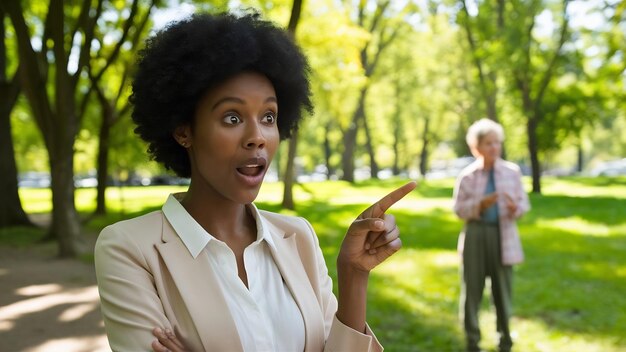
[155,225,244,352]
[264,220,326,352]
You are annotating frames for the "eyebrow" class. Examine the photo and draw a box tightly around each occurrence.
[212,96,277,111]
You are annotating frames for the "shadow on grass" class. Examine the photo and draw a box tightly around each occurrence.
[367,272,465,351]
[516,224,626,342]
[525,194,626,226]
[549,176,626,187]
[74,189,625,349]
[265,197,626,348]
[0,226,46,246]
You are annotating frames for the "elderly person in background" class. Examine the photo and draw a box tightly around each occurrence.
[453,118,530,352]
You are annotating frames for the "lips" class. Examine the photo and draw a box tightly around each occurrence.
[235,157,268,185]
[237,164,264,176]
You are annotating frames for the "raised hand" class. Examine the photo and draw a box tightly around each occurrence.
[480,192,499,211]
[338,181,417,273]
[503,192,518,215]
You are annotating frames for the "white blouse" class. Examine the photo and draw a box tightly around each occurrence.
[162,195,305,351]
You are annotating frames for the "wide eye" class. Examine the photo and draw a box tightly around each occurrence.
[262,112,276,124]
[223,114,242,125]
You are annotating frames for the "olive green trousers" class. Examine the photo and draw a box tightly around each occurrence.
[460,221,513,352]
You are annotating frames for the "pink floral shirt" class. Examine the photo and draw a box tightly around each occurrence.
[453,158,530,265]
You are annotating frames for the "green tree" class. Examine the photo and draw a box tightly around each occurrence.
[453,0,577,193]
[0,8,32,228]
[458,0,504,125]
[588,0,626,163]
[341,0,403,182]
[280,0,305,210]
[2,0,105,256]
[88,0,156,215]
[507,0,571,193]
[298,0,368,180]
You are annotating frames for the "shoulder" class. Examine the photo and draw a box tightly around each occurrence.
[457,160,481,180]
[497,159,522,174]
[96,210,165,249]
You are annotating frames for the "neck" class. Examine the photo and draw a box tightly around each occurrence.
[482,157,495,170]
[180,182,254,242]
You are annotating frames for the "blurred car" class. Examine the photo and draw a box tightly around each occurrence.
[18,172,51,188]
[149,175,190,186]
[590,159,626,177]
[354,166,371,181]
[426,156,475,179]
[377,168,394,180]
[74,174,98,188]
[297,164,330,183]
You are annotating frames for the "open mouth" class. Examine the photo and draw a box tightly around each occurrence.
[236,157,268,181]
[236,164,265,177]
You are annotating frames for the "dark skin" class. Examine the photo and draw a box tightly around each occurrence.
[181,197,257,287]
[152,72,417,351]
[173,72,279,288]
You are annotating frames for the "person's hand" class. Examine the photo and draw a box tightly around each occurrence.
[504,193,517,215]
[151,327,188,352]
[337,181,417,273]
[480,192,498,210]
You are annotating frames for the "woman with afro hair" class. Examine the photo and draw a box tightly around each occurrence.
[94,11,415,352]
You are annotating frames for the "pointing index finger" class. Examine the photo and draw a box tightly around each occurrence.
[364,181,417,219]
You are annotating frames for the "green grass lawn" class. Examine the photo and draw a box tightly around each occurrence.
[9,176,626,351]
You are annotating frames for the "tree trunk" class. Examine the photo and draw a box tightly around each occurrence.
[95,110,112,215]
[391,85,403,176]
[281,133,298,210]
[485,89,497,122]
[341,89,366,182]
[323,121,334,178]
[392,119,400,176]
[274,142,281,180]
[361,111,378,179]
[527,117,541,193]
[3,0,104,257]
[0,14,32,227]
[576,141,583,173]
[341,121,358,183]
[49,139,81,257]
[280,0,304,209]
[0,81,33,228]
[0,9,32,228]
[419,117,430,177]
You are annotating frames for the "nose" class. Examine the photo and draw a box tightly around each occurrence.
[244,120,266,149]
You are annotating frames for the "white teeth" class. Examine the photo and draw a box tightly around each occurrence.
[244,164,260,168]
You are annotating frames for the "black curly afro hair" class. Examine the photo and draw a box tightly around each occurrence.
[130,11,312,178]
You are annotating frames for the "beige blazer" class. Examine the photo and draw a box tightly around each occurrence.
[95,208,383,351]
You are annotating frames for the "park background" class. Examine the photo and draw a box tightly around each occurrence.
[0,0,625,351]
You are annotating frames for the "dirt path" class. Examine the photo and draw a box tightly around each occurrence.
[0,239,109,351]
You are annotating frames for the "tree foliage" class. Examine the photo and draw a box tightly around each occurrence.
[3,0,625,234]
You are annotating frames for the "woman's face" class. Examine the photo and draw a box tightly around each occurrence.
[476,131,502,164]
[182,71,279,204]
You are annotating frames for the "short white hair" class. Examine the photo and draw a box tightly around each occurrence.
[466,118,505,149]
